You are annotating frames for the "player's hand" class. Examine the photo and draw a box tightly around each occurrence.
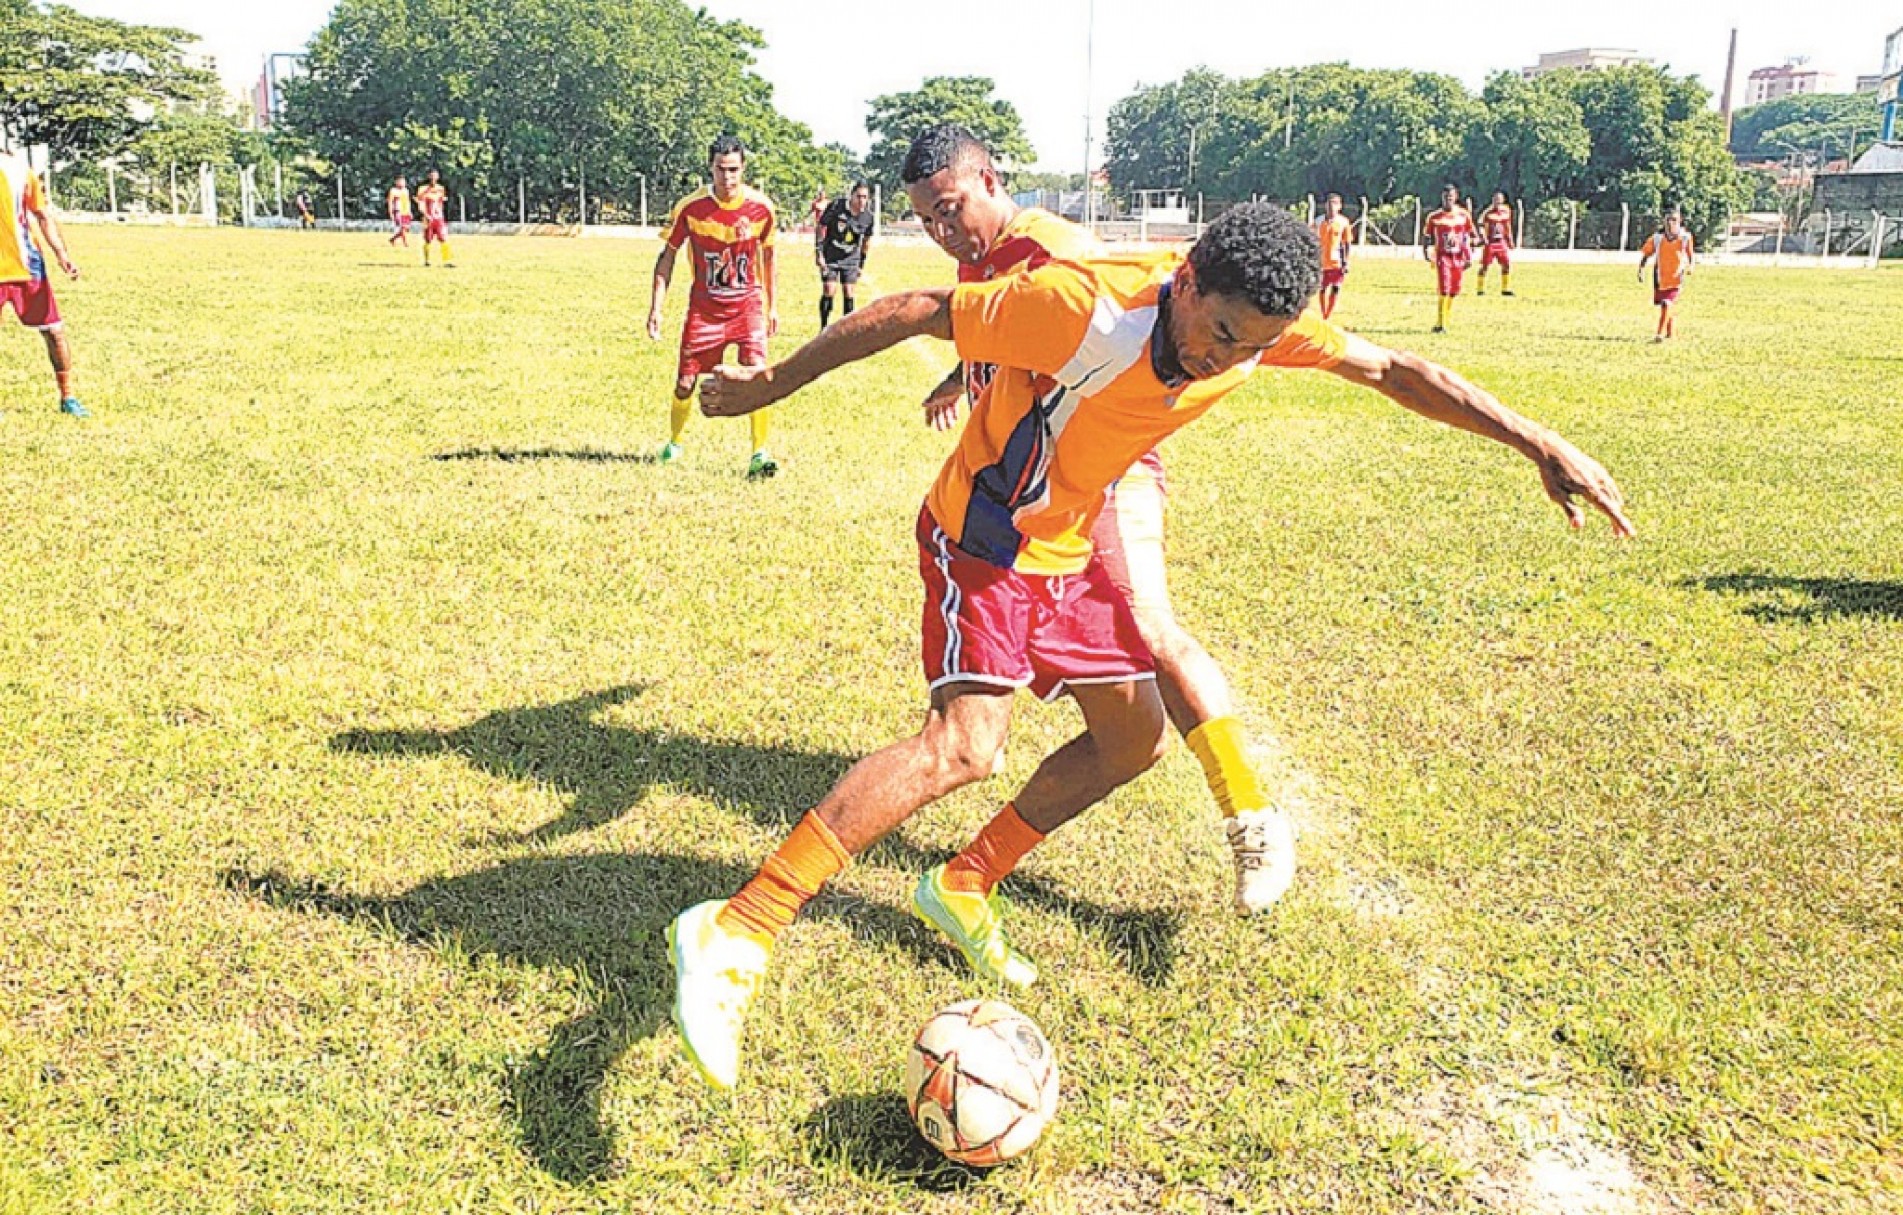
[922,377,965,432]
[699,364,781,417]
[646,311,662,341]
[767,310,780,339]
[58,256,79,280]
[1533,436,1635,538]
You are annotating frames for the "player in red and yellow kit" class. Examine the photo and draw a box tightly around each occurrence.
[1314,193,1354,319]
[1422,184,1476,332]
[1638,211,1694,342]
[647,134,780,477]
[666,202,1634,1090]
[1475,191,1515,297]
[415,170,452,266]
[387,176,413,247]
[0,143,87,417]
[903,123,1293,916]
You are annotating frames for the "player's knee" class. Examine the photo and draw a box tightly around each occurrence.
[920,716,1007,793]
[1102,693,1169,785]
[673,378,697,399]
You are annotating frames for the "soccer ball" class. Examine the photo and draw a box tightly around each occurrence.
[905,998,1060,1166]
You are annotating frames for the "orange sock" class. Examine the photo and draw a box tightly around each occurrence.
[717,813,850,944]
[943,804,1045,894]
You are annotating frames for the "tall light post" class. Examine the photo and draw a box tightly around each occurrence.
[1081,0,1095,231]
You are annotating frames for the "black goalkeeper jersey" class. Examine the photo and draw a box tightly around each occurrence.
[818,199,875,266]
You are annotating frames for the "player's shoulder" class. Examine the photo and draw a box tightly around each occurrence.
[743,186,777,216]
[1012,207,1099,260]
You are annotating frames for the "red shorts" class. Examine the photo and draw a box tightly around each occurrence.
[1092,451,1169,621]
[677,310,767,381]
[1436,257,1467,297]
[917,506,1154,701]
[0,277,60,329]
[1653,286,1681,306]
[1320,267,1346,289]
[423,218,448,241]
[1481,244,1511,271]
[393,214,412,232]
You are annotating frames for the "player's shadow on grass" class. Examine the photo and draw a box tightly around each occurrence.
[1689,574,1903,623]
[224,856,935,1185]
[800,1093,983,1192]
[432,446,657,464]
[332,686,1184,981]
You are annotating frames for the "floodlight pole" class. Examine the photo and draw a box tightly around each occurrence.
[1081,0,1095,232]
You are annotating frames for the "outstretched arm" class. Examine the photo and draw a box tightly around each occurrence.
[702,287,954,417]
[1326,333,1635,536]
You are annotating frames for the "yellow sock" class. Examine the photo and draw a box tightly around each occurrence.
[669,396,692,444]
[1502,271,1512,292]
[1185,716,1269,818]
[422,244,431,264]
[749,406,771,454]
[1437,296,1451,328]
[440,241,453,262]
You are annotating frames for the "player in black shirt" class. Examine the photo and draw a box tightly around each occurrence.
[816,181,874,328]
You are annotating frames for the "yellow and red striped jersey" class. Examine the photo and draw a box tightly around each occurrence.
[1480,204,1514,247]
[664,186,777,313]
[932,250,1349,575]
[388,186,412,217]
[0,152,50,284]
[1425,207,1476,260]
[957,207,1099,402]
[416,184,447,222]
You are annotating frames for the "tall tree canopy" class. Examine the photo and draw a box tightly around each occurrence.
[0,0,217,162]
[283,0,842,218]
[1104,63,1747,239]
[863,76,1034,190]
[1729,92,1883,163]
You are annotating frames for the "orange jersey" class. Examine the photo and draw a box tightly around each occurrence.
[1642,231,1694,289]
[415,184,447,222]
[1480,205,1514,247]
[388,187,411,217]
[1315,215,1353,270]
[1425,207,1476,261]
[958,207,1100,402]
[932,251,1350,574]
[0,151,50,284]
[665,186,777,314]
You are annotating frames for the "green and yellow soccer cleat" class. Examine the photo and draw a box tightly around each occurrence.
[912,864,1038,989]
[666,900,770,1090]
[658,440,684,464]
[746,450,779,479]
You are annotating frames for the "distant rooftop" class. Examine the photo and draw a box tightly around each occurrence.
[1522,48,1655,80]
[1845,142,1903,175]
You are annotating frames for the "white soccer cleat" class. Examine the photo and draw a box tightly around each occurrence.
[666,899,770,1090]
[1225,808,1296,914]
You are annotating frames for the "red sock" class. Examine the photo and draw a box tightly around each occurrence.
[717,813,850,944]
[943,804,1045,894]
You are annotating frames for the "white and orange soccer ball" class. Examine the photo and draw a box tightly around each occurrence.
[904,998,1060,1166]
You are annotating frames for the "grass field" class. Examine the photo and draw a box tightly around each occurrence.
[1,227,1899,1214]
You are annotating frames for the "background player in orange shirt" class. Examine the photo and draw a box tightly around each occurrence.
[667,203,1634,1090]
[647,134,780,476]
[1638,211,1694,342]
[1422,183,1475,332]
[415,170,452,267]
[387,175,413,247]
[1314,193,1353,319]
[0,142,87,417]
[904,123,1295,915]
[1475,191,1515,297]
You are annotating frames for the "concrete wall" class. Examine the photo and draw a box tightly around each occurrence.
[1816,172,1903,214]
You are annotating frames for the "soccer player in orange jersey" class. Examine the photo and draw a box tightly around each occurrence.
[666,202,1634,1090]
[904,123,1294,916]
[0,142,87,417]
[415,170,452,266]
[1475,191,1515,297]
[1638,211,1694,342]
[1314,193,1354,319]
[387,175,413,247]
[1422,183,1476,332]
[647,134,781,477]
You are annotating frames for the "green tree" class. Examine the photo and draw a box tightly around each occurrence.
[1103,68,1234,197]
[863,76,1034,193]
[1730,92,1882,163]
[1462,72,1590,200]
[0,1,217,162]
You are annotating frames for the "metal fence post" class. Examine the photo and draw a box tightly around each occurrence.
[336,170,345,223]
[170,163,180,217]
[1875,212,1886,269]
[459,194,466,224]
[1822,210,1831,258]
[1517,199,1527,249]
[518,176,526,225]
[106,162,117,215]
[1413,198,1422,246]
[1358,196,1369,245]
[578,163,586,228]
[1774,212,1784,259]
[1620,203,1630,252]
[1568,201,1578,251]
[275,163,283,215]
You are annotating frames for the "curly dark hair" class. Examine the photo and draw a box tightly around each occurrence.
[900,124,992,185]
[1186,202,1321,319]
[709,134,746,162]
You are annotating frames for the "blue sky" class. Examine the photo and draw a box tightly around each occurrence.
[86,0,1899,172]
